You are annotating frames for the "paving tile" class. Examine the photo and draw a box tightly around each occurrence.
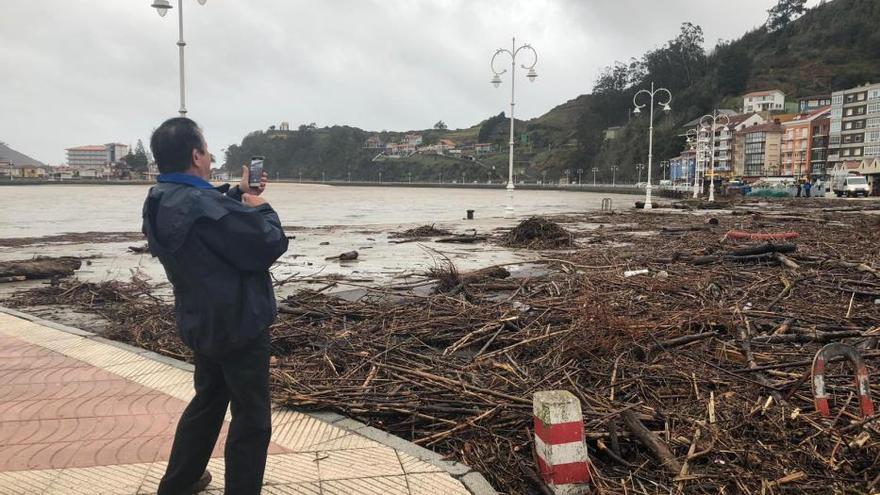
[130,369,193,392]
[316,446,404,480]
[44,463,151,494]
[397,452,444,474]
[262,482,323,494]
[272,414,349,452]
[407,472,471,495]
[103,358,170,380]
[0,468,60,495]
[270,407,310,427]
[320,475,409,495]
[263,453,320,484]
[0,314,474,494]
[0,354,92,370]
[308,433,385,451]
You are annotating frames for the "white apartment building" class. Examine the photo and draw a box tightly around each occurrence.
[711,113,765,177]
[827,82,880,170]
[66,143,129,169]
[743,90,786,112]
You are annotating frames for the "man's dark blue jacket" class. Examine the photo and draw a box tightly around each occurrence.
[142,173,289,357]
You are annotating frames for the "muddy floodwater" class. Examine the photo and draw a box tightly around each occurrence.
[0,183,641,297]
[0,183,641,238]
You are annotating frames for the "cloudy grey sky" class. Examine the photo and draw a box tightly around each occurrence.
[1,0,818,164]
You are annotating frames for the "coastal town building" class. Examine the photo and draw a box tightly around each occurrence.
[827,82,880,173]
[709,113,765,178]
[810,112,832,178]
[66,143,129,170]
[603,126,623,141]
[857,157,880,195]
[669,149,697,183]
[363,135,385,149]
[735,122,783,178]
[798,95,832,113]
[781,107,831,178]
[743,90,786,112]
[474,143,495,154]
[403,133,423,146]
[0,164,48,178]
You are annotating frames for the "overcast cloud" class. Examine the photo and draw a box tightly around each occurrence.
[1,0,819,164]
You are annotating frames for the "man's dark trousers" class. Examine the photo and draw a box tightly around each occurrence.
[157,332,271,495]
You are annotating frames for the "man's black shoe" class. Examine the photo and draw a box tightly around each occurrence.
[189,471,212,493]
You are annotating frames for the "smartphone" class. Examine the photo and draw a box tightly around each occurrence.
[249,156,264,188]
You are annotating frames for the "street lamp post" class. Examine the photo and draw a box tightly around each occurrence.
[610,165,619,187]
[592,166,598,186]
[635,163,645,184]
[577,168,583,185]
[151,0,207,116]
[686,126,707,198]
[699,111,731,202]
[564,169,571,185]
[660,160,669,182]
[490,37,538,216]
[632,82,672,210]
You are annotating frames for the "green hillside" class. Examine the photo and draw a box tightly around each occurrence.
[223,0,880,183]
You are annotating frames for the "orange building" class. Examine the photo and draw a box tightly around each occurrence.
[780,106,830,178]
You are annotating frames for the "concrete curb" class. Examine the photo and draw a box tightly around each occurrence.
[0,306,498,494]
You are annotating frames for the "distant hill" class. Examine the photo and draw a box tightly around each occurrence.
[223,0,880,183]
[0,142,46,167]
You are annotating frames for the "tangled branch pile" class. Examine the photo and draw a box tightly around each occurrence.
[503,216,575,249]
[8,200,880,494]
[389,224,452,238]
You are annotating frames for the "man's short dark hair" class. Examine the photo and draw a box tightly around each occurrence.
[150,117,206,174]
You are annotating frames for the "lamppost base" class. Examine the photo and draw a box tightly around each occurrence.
[643,186,653,211]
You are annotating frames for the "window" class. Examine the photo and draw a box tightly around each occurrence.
[832,108,842,119]
[866,146,880,157]
[745,132,765,144]
[870,89,880,99]
[858,93,867,101]
[843,134,865,144]
[869,102,880,114]
[832,94,843,105]
[830,135,841,145]
[831,122,841,133]
[869,118,880,129]
[867,131,880,143]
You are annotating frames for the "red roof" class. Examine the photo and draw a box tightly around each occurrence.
[741,122,783,134]
[727,112,761,127]
[744,89,785,97]
[66,145,106,152]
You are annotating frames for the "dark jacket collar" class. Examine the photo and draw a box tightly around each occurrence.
[157,172,215,189]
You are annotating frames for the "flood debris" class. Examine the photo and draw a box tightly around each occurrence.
[6,200,880,494]
[390,224,452,239]
[0,256,82,281]
[503,216,575,249]
[324,251,358,261]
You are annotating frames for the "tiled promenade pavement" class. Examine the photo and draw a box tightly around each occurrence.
[0,311,479,494]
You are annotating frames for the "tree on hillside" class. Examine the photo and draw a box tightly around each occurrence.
[122,139,149,172]
[433,120,448,130]
[767,0,808,31]
[478,112,506,143]
[641,23,707,91]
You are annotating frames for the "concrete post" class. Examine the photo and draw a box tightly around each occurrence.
[533,390,591,494]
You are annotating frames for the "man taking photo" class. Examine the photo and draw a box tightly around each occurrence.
[142,117,289,494]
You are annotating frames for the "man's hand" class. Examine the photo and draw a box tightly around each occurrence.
[242,193,268,208]
[240,165,268,196]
